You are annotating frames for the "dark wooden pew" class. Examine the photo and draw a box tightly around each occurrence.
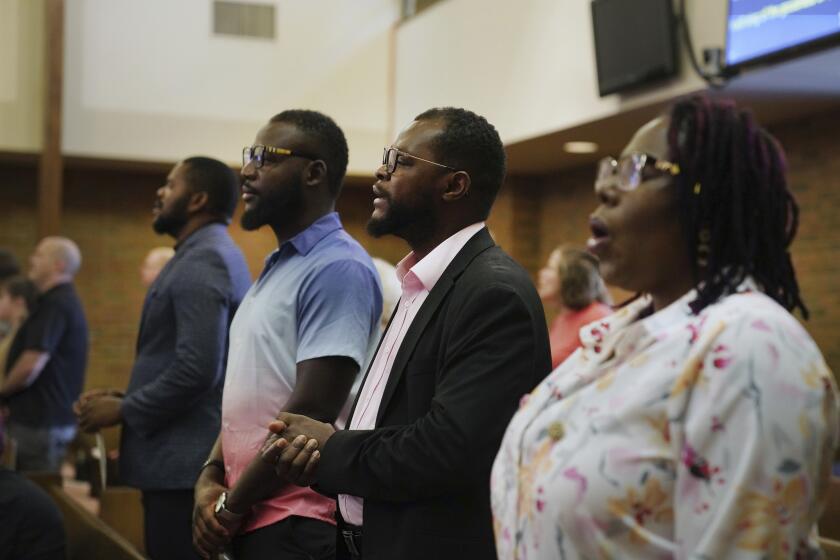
[26,471,145,560]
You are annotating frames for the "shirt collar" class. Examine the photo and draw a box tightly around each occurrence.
[40,281,73,298]
[578,277,760,353]
[175,222,226,251]
[395,222,485,295]
[257,213,343,282]
[285,212,343,256]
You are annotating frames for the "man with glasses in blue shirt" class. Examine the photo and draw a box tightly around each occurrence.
[192,110,382,560]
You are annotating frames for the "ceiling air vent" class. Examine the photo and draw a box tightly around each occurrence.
[213,1,276,40]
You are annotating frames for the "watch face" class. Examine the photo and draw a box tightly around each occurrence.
[215,491,227,514]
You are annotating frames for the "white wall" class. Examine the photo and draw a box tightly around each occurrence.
[2,0,730,165]
[394,0,726,143]
[0,0,44,153]
[62,0,400,173]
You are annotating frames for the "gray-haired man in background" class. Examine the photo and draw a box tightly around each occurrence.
[1,237,88,473]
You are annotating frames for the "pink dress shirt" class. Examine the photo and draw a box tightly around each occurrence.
[338,222,486,526]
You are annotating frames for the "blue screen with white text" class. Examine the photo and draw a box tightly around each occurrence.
[727,0,840,65]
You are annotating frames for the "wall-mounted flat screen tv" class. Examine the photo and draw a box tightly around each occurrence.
[726,0,840,68]
[591,0,679,97]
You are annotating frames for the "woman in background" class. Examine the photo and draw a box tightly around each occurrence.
[538,246,611,368]
[491,96,839,559]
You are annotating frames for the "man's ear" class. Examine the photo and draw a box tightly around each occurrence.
[188,190,209,214]
[441,170,471,202]
[52,258,67,276]
[303,160,328,187]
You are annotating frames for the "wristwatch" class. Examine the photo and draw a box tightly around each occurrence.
[214,491,247,524]
[199,458,225,477]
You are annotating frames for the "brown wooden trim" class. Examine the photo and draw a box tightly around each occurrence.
[343,174,375,191]
[3,150,376,190]
[0,151,40,167]
[62,155,176,174]
[61,157,375,188]
[38,0,65,237]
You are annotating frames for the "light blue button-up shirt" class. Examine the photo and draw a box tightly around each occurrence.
[220,212,382,531]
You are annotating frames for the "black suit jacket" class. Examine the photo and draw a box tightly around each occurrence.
[317,228,551,560]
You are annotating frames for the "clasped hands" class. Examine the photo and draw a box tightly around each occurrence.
[260,412,335,487]
[193,413,333,558]
[73,388,125,432]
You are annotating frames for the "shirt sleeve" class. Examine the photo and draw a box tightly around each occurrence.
[121,254,233,437]
[671,310,839,559]
[21,300,68,355]
[295,259,382,369]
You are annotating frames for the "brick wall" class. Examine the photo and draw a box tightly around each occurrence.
[530,108,840,376]
[775,110,840,376]
[0,106,837,395]
[1,164,275,392]
[0,162,39,266]
[0,166,411,393]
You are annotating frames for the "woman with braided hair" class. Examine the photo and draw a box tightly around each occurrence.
[491,96,839,559]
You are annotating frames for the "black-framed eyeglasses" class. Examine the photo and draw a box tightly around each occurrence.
[242,145,317,169]
[595,152,680,192]
[382,147,456,175]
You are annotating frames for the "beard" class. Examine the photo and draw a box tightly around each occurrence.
[240,201,267,231]
[240,179,303,232]
[366,192,437,240]
[152,195,190,236]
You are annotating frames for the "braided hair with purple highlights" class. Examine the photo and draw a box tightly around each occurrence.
[666,96,807,318]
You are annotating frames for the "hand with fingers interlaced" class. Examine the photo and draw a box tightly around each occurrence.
[261,412,335,486]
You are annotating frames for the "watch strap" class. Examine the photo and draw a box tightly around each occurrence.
[199,459,225,477]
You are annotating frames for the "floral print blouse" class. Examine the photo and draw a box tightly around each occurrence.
[491,284,839,559]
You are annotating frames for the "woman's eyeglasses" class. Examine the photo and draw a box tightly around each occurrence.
[595,153,680,192]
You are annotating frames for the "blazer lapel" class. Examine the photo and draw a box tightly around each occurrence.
[344,303,398,425]
[374,228,495,426]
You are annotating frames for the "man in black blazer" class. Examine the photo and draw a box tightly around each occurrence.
[263,107,551,560]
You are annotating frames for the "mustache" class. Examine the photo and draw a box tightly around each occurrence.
[372,185,389,201]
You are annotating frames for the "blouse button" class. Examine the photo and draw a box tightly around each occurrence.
[547,421,565,441]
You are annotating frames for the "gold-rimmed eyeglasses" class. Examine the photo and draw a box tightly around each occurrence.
[595,152,680,192]
[242,145,318,169]
[382,147,456,175]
